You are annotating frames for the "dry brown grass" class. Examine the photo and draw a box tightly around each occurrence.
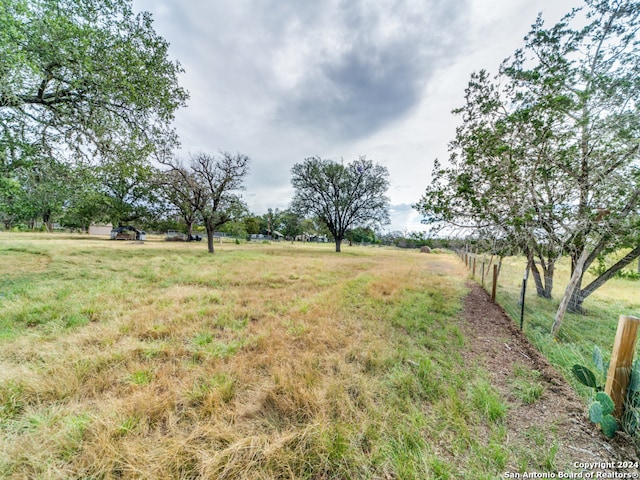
[0,234,557,478]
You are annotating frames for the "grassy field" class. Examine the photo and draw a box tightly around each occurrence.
[470,253,640,401]
[0,234,574,478]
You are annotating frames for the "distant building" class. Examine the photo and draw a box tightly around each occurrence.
[110,226,146,241]
[294,233,328,243]
[89,224,113,236]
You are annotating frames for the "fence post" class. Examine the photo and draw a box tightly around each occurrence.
[472,257,476,279]
[519,266,529,330]
[605,315,640,418]
[481,261,485,288]
[491,264,498,302]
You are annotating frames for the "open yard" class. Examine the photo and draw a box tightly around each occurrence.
[0,234,635,478]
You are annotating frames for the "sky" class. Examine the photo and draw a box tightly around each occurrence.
[132,0,584,234]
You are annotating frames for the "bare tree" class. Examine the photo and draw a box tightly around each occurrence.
[161,152,249,253]
[156,166,201,239]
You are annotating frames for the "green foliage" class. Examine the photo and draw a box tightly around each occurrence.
[99,156,161,226]
[572,347,618,438]
[0,380,25,421]
[158,153,250,253]
[572,364,599,390]
[595,392,614,417]
[621,359,640,441]
[291,156,390,252]
[511,364,545,405]
[415,0,640,321]
[600,414,619,439]
[0,0,188,230]
[586,391,618,438]
[278,208,305,241]
[470,380,507,423]
[589,256,640,281]
[0,0,188,164]
[128,369,153,385]
[592,345,604,376]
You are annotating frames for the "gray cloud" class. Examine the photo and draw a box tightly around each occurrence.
[272,0,472,140]
[133,0,582,230]
[144,0,471,143]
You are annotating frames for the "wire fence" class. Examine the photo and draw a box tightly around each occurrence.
[456,250,640,404]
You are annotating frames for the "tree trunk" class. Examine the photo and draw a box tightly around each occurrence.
[187,222,194,241]
[42,210,53,232]
[527,248,546,298]
[570,245,640,313]
[529,261,546,298]
[206,225,215,253]
[335,237,342,253]
[542,261,555,299]
[530,254,555,299]
[552,248,590,336]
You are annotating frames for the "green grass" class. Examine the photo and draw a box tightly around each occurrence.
[482,254,640,402]
[468,251,640,451]
[511,363,545,405]
[0,233,578,478]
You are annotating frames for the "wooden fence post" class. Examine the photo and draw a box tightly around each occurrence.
[605,315,640,418]
[472,257,476,279]
[491,264,498,302]
[481,262,485,288]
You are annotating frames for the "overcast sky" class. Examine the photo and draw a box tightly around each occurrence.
[132,0,583,233]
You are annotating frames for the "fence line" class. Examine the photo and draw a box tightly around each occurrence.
[455,249,640,431]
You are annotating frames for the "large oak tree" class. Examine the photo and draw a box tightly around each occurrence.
[0,0,187,165]
[1,0,187,229]
[291,156,390,252]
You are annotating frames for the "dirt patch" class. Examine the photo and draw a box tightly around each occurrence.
[462,281,639,474]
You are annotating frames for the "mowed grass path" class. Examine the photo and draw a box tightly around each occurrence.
[1,234,548,478]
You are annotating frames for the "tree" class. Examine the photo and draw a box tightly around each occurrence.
[20,156,72,231]
[0,176,23,229]
[291,156,390,252]
[279,208,305,242]
[0,0,188,168]
[217,200,251,239]
[263,207,281,238]
[349,226,377,244]
[415,70,569,299]
[156,166,201,239]
[163,152,249,253]
[243,216,261,235]
[502,0,640,323]
[416,0,640,332]
[59,166,110,232]
[98,154,159,227]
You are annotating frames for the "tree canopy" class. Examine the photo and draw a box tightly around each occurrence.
[0,0,188,167]
[415,0,640,333]
[291,156,390,252]
[0,0,188,230]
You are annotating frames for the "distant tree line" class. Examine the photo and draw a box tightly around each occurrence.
[0,1,392,254]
